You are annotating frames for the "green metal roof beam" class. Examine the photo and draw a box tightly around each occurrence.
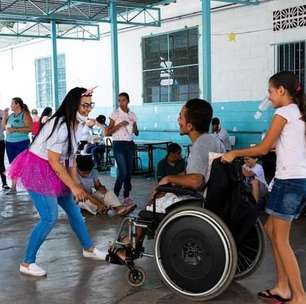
[0,16,98,26]
[0,20,100,40]
[0,13,160,26]
[214,0,259,5]
[0,0,161,26]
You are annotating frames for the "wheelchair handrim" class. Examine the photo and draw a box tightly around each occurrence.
[154,209,236,298]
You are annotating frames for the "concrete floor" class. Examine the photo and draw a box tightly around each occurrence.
[1,174,306,304]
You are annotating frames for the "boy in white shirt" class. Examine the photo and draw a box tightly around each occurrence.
[243,156,268,202]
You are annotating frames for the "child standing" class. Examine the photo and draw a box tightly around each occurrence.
[76,155,136,216]
[105,92,139,205]
[242,156,268,202]
[223,71,306,304]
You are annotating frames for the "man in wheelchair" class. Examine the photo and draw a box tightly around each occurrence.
[107,98,225,264]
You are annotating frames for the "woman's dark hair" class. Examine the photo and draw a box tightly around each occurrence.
[39,106,53,127]
[184,98,213,133]
[96,114,106,125]
[270,71,306,124]
[12,97,29,113]
[166,143,182,158]
[119,92,130,103]
[76,155,94,172]
[34,87,87,156]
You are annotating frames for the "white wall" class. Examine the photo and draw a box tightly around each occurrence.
[212,0,306,102]
[0,0,306,110]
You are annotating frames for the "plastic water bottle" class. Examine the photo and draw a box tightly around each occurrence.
[254,97,271,120]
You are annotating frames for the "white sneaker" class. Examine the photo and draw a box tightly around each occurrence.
[83,248,107,260]
[79,200,97,215]
[19,263,47,277]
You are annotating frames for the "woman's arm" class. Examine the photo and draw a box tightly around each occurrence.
[104,118,127,136]
[68,159,79,185]
[222,115,287,162]
[48,150,87,201]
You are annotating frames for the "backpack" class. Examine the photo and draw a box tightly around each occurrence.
[205,158,259,245]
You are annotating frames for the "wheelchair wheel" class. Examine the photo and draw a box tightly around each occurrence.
[235,220,265,280]
[127,266,146,287]
[154,206,237,302]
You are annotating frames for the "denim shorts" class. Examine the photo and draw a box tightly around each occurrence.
[266,178,306,221]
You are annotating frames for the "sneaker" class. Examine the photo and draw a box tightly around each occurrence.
[79,200,97,215]
[83,248,107,260]
[5,189,16,195]
[2,185,10,191]
[19,263,47,277]
[123,197,134,206]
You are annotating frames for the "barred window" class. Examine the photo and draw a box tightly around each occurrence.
[142,27,199,103]
[274,41,305,89]
[35,54,66,108]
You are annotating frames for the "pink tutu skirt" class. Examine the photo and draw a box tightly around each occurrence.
[8,149,70,196]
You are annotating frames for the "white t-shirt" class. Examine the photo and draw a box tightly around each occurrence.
[110,107,137,141]
[275,103,306,179]
[30,117,83,167]
[80,125,93,141]
[243,163,267,187]
[213,128,231,151]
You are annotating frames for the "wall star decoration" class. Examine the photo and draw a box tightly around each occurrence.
[228,32,236,42]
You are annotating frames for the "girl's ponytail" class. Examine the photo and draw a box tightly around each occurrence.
[295,85,306,123]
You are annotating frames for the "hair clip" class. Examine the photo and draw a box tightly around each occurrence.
[82,86,98,97]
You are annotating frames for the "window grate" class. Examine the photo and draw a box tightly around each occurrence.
[273,5,306,31]
[142,27,199,103]
[273,41,305,89]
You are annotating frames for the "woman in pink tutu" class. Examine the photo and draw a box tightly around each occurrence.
[9,87,106,277]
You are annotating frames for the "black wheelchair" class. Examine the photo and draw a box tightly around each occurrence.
[106,160,265,302]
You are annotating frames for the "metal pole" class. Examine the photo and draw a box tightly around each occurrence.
[201,0,212,102]
[51,20,59,109]
[109,0,120,109]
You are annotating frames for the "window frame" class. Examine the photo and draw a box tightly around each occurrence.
[273,40,306,90]
[35,54,67,109]
[142,27,200,104]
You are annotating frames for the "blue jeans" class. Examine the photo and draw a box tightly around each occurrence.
[5,139,30,163]
[24,191,93,264]
[113,141,135,198]
[266,178,306,221]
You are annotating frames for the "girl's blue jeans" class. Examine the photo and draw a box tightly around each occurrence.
[24,191,93,264]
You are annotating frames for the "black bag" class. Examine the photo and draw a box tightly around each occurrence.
[205,158,259,245]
